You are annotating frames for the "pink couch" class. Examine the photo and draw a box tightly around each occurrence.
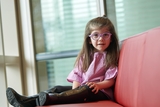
[37,27,160,107]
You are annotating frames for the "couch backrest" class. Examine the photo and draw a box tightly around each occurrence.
[114,27,160,107]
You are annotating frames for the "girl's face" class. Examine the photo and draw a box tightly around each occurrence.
[89,27,111,52]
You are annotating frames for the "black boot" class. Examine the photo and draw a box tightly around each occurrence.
[6,87,38,107]
[37,85,90,106]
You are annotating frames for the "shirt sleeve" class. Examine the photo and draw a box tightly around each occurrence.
[67,57,83,83]
[67,67,82,83]
[104,67,118,80]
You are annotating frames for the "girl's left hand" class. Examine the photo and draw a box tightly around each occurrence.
[86,82,99,94]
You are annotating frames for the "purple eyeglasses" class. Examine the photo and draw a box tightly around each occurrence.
[89,32,112,40]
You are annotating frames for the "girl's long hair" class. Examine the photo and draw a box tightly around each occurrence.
[75,15,119,72]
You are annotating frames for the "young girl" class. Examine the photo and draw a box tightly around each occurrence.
[6,15,119,107]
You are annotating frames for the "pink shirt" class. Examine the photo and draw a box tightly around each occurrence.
[67,52,117,100]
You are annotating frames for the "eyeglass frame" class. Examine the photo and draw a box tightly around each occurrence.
[88,32,112,40]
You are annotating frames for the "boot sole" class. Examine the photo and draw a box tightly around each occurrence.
[39,92,47,106]
[6,88,24,107]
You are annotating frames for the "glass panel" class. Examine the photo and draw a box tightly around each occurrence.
[40,0,97,53]
[37,57,75,90]
[114,0,160,40]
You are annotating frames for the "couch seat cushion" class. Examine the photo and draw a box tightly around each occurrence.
[37,101,123,107]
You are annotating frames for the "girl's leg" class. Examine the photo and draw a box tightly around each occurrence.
[37,85,90,106]
[87,90,110,102]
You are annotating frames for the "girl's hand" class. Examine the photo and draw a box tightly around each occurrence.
[86,82,99,94]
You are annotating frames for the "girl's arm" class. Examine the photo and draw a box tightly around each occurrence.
[86,78,115,94]
[72,81,81,89]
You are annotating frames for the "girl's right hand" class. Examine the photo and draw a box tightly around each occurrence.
[86,82,99,94]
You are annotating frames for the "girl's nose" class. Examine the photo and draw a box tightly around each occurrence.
[98,36,103,40]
